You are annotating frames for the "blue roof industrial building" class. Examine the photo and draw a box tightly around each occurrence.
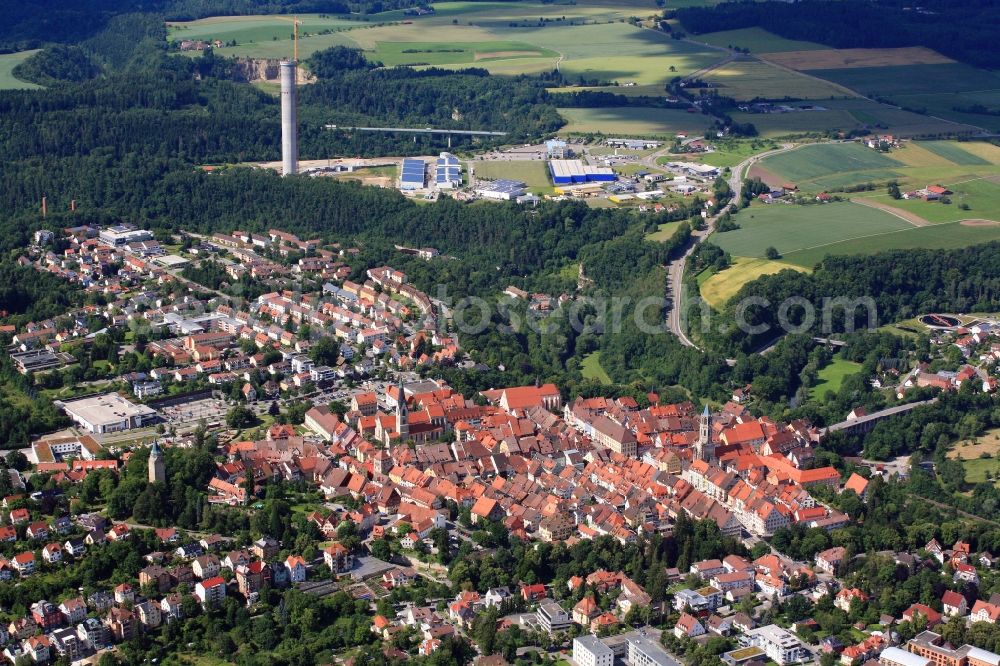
[399,158,426,190]
[549,159,616,185]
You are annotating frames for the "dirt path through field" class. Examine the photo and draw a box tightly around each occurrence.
[850,197,931,227]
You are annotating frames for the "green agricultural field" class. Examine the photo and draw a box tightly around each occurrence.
[167,14,360,45]
[581,351,612,384]
[692,27,825,54]
[559,107,710,136]
[710,201,914,264]
[0,50,42,90]
[782,221,1000,267]
[698,59,854,101]
[919,141,991,166]
[471,160,552,191]
[810,356,862,401]
[732,97,974,139]
[806,63,1000,132]
[373,40,556,66]
[853,178,1000,224]
[758,142,903,185]
[699,256,809,308]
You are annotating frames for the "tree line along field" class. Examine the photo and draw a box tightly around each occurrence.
[691,26,827,53]
[0,50,42,90]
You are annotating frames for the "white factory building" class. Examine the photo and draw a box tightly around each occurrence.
[57,393,158,434]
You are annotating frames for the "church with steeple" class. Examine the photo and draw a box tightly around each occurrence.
[148,440,166,484]
[694,405,716,463]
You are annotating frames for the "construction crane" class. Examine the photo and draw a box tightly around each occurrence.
[274,15,303,62]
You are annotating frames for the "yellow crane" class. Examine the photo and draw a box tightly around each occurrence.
[275,15,303,62]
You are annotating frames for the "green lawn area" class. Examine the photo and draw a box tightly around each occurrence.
[646,221,684,242]
[810,356,862,401]
[960,457,1000,486]
[691,27,826,53]
[0,50,42,90]
[581,352,612,385]
[558,107,711,136]
[710,201,913,266]
[471,160,551,192]
[699,257,809,308]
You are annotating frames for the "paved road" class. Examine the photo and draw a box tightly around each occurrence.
[663,143,803,349]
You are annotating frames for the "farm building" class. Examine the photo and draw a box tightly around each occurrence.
[475,179,526,201]
[549,160,615,185]
[435,153,461,189]
[399,158,426,190]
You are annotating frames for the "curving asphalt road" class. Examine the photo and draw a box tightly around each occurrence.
[663,142,802,349]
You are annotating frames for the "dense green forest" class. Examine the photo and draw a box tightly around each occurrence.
[704,243,1000,354]
[676,0,999,69]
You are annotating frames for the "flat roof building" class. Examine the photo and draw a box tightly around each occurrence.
[435,153,462,189]
[882,647,932,666]
[99,226,153,247]
[475,179,526,201]
[58,393,158,434]
[10,349,74,375]
[549,159,615,185]
[628,633,681,666]
[574,634,614,666]
[742,625,805,666]
[400,158,426,190]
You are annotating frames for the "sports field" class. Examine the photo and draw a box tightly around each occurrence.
[709,201,914,265]
[699,59,855,101]
[558,107,710,136]
[0,50,42,90]
[699,257,809,308]
[810,356,862,401]
[693,27,825,53]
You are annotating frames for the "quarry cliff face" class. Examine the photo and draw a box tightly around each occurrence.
[232,59,313,84]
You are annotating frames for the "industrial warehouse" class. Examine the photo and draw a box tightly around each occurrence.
[548,159,616,185]
[399,158,427,190]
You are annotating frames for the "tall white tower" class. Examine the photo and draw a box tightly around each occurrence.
[280,60,298,176]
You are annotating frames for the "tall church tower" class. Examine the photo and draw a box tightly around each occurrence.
[395,377,409,441]
[148,440,166,484]
[695,405,715,462]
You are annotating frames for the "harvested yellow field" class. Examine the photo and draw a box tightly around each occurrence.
[889,142,956,168]
[700,257,810,308]
[761,46,954,71]
[954,142,1000,163]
